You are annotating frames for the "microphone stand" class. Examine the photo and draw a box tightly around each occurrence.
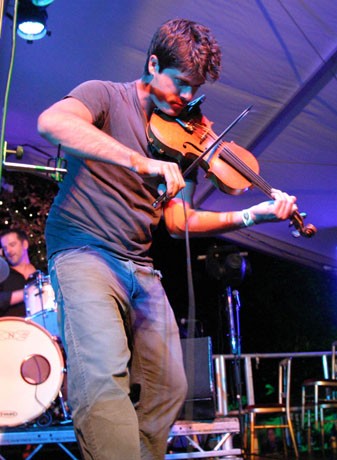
[2,141,68,177]
[223,285,245,450]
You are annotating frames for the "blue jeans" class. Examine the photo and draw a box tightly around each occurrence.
[49,246,187,460]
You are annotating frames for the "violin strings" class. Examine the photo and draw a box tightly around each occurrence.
[188,120,312,235]
[192,122,272,196]
[220,143,272,197]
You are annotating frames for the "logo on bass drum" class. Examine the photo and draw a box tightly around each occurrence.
[0,329,30,341]
[0,410,18,418]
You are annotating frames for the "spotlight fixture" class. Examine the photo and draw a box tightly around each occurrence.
[16,0,54,41]
[206,244,250,287]
[32,0,54,5]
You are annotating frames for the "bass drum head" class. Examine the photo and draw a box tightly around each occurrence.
[0,317,64,427]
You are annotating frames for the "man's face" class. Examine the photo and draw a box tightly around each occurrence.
[0,233,28,267]
[149,61,205,117]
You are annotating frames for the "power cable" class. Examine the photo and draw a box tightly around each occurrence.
[0,0,19,187]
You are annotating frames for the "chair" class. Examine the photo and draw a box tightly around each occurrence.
[245,357,299,457]
[301,341,337,451]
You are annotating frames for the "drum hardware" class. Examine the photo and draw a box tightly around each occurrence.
[35,408,54,428]
[55,380,72,424]
[34,389,72,428]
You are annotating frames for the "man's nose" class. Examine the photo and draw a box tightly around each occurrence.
[180,86,194,103]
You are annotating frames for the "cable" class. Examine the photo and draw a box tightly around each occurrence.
[181,189,197,340]
[0,0,19,186]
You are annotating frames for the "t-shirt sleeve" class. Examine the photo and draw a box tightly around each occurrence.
[0,290,12,311]
[66,80,114,128]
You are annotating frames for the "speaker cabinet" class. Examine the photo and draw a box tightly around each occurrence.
[179,337,216,420]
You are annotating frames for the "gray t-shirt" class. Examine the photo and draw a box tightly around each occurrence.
[46,80,196,264]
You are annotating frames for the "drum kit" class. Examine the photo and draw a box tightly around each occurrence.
[0,271,71,428]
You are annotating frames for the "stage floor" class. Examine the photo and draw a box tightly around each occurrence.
[0,419,334,460]
[0,447,333,460]
[0,417,241,460]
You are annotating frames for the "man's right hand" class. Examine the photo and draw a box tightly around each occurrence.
[131,155,186,200]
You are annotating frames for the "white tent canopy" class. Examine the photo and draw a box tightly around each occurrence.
[1,0,336,272]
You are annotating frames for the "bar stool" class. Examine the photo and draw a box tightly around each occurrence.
[245,358,299,457]
[301,341,337,451]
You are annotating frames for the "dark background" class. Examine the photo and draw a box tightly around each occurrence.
[151,219,337,356]
[151,220,337,407]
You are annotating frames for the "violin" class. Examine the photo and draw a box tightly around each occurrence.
[147,102,317,239]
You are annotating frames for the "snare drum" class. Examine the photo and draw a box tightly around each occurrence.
[25,272,59,336]
[0,317,65,427]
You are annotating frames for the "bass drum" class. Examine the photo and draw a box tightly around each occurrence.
[0,317,65,427]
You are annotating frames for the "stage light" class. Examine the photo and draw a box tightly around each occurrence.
[16,0,52,41]
[205,244,251,287]
[32,0,54,5]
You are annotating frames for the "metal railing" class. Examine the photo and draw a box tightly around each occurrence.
[213,351,332,415]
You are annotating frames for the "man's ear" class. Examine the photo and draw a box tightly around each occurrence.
[148,55,159,75]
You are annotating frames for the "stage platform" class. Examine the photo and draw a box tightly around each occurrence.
[0,417,242,459]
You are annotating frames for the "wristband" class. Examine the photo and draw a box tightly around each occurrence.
[241,209,255,227]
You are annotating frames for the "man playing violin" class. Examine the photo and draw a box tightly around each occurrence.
[37,18,297,460]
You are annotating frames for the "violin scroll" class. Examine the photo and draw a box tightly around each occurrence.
[289,211,317,238]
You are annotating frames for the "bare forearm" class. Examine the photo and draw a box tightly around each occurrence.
[37,105,185,197]
[185,209,246,235]
[164,190,297,238]
[10,289,25,305]
[164,200,247,237]
[38,110,140,170]
[0,289,24,309]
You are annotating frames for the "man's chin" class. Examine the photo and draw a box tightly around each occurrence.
[160,105,184,118]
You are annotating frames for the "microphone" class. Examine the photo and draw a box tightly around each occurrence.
[5,145,24,159]
[185,94,206,114]
[226,287,237,355]
[0,257,10,283]
[232,290,241,308]
[177,95,206,121]
[16,146,24,159]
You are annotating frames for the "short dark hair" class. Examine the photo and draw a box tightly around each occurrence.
[144,18,221,82]
[0,228,29,246]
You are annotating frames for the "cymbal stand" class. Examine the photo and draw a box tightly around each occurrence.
[35,270,49,332]
[36,270,45,308]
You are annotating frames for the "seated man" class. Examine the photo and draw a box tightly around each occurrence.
[0,228,36,317]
